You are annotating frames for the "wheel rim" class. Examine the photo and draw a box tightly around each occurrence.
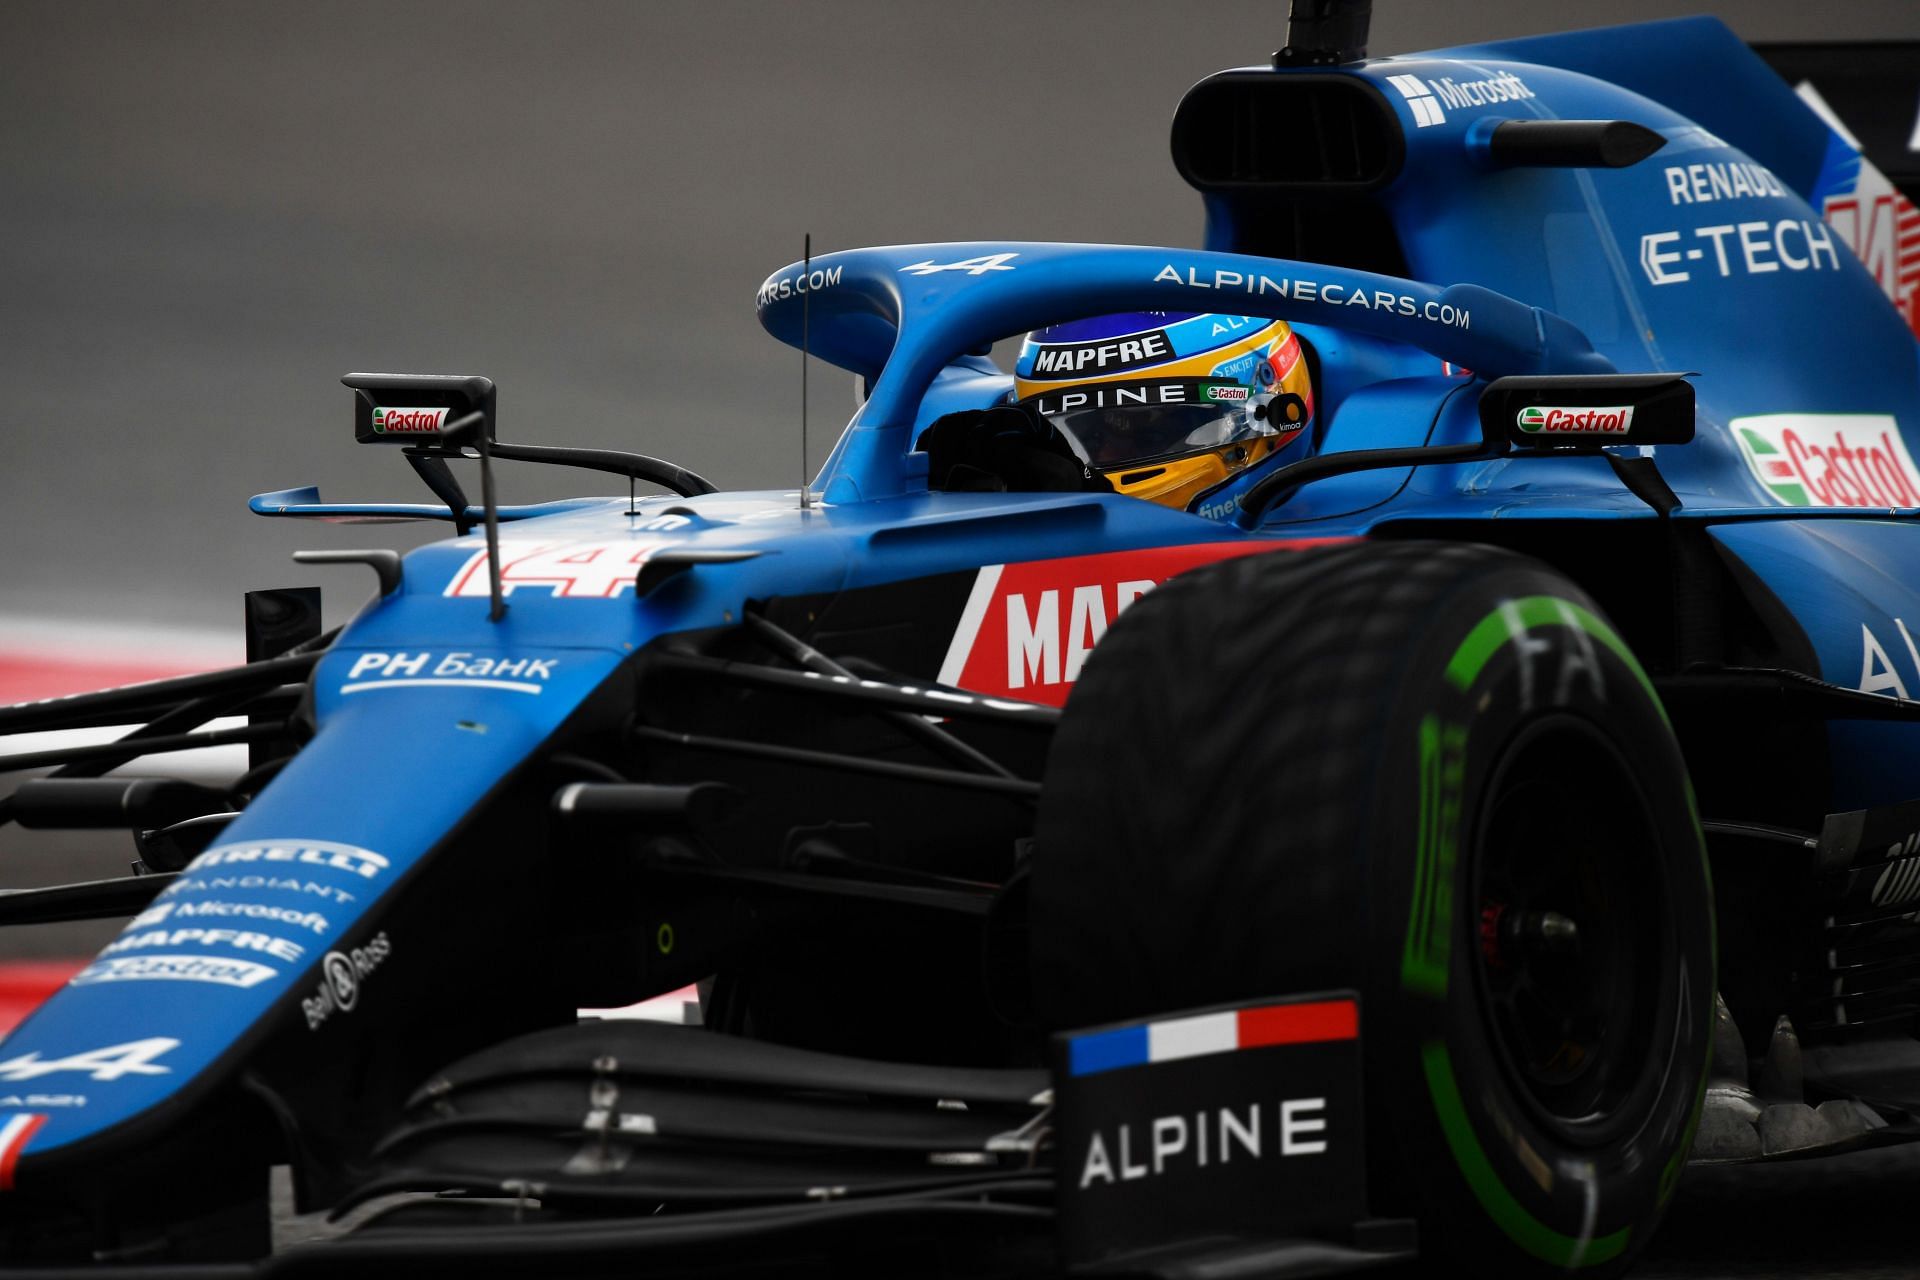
[1470,713,1676,1148]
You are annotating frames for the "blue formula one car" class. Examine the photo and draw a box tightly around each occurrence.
[2,5,1918,1277]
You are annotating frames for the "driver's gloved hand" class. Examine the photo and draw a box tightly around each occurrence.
[917,406,1113,494]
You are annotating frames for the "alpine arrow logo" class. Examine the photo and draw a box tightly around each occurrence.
[899,253,1019,276]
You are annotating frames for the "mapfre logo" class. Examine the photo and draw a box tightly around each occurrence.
[936,544,1306,707]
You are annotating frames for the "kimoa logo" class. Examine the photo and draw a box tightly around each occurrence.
[1731,413,1920,507]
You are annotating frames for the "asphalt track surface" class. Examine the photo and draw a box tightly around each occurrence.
[8,2,1920,1276]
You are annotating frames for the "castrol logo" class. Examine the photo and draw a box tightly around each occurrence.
[1732,413,1920,508]
[1515,405,1634,435]
[371,407,449,435]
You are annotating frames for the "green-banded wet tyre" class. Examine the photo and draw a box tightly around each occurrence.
[1030,540,1713,1276]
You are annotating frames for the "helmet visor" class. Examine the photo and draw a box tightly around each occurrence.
[1024,378,1268,469]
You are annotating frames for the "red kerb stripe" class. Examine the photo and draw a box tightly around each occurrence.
[0,1114,49,1191]
[0,655,213,704]
[1237,998,1359,1048]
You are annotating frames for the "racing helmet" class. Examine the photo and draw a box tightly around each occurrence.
[1011,312,1314,509]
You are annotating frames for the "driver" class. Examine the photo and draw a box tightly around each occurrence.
[917,312,1314,510]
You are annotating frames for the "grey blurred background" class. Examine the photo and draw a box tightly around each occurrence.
[2,0,1918,635]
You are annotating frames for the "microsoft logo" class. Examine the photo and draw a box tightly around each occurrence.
[1386,75,1446,128]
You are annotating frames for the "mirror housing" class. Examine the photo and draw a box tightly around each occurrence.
[344,372,495,446]
[1479,373,1695,450]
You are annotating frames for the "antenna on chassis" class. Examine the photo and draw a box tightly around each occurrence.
[800,232,812,511]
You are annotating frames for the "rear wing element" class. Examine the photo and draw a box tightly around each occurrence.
[754,242,1613,502]
[1757,43,1920,207]
[1761,44,1920,337]
[1435,20,1920,340]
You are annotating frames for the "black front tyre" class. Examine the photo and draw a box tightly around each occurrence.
[1030,541,1713,1276]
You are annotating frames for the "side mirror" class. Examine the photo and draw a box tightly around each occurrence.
[1479,373,1695,451]
[343,372,495,446]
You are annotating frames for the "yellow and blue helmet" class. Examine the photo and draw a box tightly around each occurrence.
[1012,312,1314,509]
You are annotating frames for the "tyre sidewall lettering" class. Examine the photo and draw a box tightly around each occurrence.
[1368,575,1712,1268]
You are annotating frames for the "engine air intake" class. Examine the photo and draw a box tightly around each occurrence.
[1171,74,1402,193]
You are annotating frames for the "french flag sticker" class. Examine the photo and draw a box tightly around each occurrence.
[1067,998,1359,1077]
[0,1113,47,1190]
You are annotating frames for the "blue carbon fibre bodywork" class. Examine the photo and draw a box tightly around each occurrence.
[1705,520,1920,811]
[0,488,1278,1160]
[5,14,1919,1178]
[1,656,625,1154]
